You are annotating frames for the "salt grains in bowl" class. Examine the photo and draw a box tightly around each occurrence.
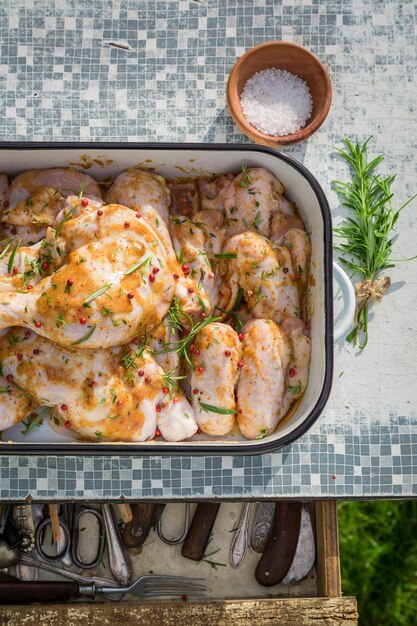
[240,68,313,137]
[227,41,332,148]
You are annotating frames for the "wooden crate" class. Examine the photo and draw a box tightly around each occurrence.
[0,501,358,625]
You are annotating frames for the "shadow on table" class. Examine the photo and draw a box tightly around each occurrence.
[200,107,308,165]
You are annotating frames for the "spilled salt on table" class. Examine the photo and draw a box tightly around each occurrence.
[240,68,313,136]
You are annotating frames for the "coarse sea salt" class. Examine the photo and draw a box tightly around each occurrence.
[240,68,313,136]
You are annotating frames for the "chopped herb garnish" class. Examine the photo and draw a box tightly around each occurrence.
[0,238,13,260]
[161,367,187,391]
[256,427,269,440]
[83,284,112,304]
[214,253,237,259]
[239,164,252,189]
[287,380,302,395]
[123,257,151,276]
[56,314,66,328]
[197,295,207,313]
[7,238,21,274]
[8,335,22,346]
[198,402,237,415]
[76,256,87,264]
[71,324,97,345]
[252,211,262,232]
[55,208,74,237]
[202,548,227,570]
[254,286,266,306]
[102,306,114,316]
[21,406,52,435]
[159,297,221,366]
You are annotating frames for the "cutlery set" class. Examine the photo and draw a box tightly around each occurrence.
[0,500,315,604]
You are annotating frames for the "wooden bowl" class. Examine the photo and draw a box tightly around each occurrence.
[227,41,332,147]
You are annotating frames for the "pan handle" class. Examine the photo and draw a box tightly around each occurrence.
[333,262,356,344]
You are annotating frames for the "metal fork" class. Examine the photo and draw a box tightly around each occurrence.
[80,575,207,599]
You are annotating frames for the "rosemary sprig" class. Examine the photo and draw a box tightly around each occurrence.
[7,238,21,274]
[123,257,151,276]
[0,238,13,260]
[160,297,221,366]
[215,287,244,332]
[71,324,97,345]
[333,137,417,349]
[21,406,52,435]
[198,402,237,415]
[214,253,237,259]
[83,284,112,305]
[161,367,187,391]
[55,176,87,237]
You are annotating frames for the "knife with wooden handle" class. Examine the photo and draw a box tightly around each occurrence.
[181,503,221,561]
[255,501,302,586]
[122,503,156,550]
[0,581,80,604]
[282,505,316,585]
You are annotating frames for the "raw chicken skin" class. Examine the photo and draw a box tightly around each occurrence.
[236,319,290,440]
[197,174,234,211]
[0,205,175,348]
[1,168,102,245]
[190,322,241,435]
[169,215,218,318]
[0,374,35,431]
[223,167,285,237]
[0,329,197,442]
[219,231,300,324]
[106,169,171,225]
[0,174,8,212]
[0,163,312,445]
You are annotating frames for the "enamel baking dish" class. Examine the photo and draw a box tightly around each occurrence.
[0,143,354,456]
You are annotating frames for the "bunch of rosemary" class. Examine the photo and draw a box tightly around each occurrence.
[332,137,416,349]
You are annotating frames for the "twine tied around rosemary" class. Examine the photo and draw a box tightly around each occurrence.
[355,275,391,304]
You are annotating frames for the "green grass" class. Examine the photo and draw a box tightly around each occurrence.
[338,500,417,626]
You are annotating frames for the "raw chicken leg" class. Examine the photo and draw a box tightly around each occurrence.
[0,205,175,348]
[1,169,101,245]
[236,319,290,440]
[0,329,197,442]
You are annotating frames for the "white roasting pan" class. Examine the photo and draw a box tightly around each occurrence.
[0,143,354,455]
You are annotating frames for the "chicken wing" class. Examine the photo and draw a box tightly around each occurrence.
[236,319,290,440]
[169,215,219,318]
[218,232,300,324]
[223,167,285,237]
[189,322,241,435]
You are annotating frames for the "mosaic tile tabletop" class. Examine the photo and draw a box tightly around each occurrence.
[0,0,416,501]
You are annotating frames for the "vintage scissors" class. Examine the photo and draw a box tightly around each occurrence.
[157,503,191,545]
[35,504,105,569]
